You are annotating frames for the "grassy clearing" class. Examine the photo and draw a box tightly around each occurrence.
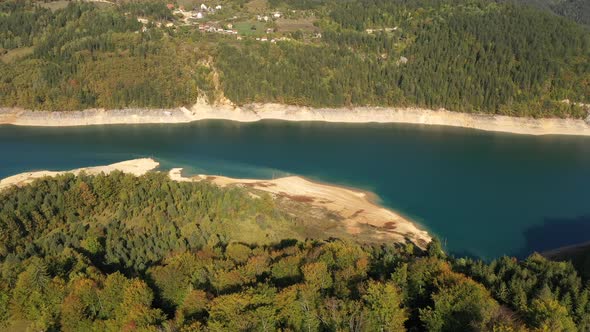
[0,47,34,64]
[38,0,70,11]
[176,0,198,9]
[93,1,116,9]
[276,17,319,33]
[234,20,267,36]
[245,0,268,13]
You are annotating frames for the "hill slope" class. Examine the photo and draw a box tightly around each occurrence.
[0,172,589,330]
[0,0,589,118]
[513,0,590,26]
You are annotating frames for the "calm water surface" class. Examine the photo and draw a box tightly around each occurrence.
[1,120,589,259]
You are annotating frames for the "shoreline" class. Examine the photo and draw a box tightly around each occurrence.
[2,102,590,136]
[0,159,431,248]
[170,167,431,247]
[0,158,159,191]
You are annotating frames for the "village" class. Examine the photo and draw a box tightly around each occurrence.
[130,1,322,44]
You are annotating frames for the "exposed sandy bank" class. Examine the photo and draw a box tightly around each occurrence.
[0,158,159,191]
[2,101,590,136]
[170,168,431,247]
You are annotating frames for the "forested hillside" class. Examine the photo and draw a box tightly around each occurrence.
[513,0,590,26]
[0,173,589,331]
[0,0,589,118]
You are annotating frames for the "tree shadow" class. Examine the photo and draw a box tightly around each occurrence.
[514,215,590,259]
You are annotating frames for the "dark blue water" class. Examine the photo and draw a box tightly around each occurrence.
[2,120,590,259]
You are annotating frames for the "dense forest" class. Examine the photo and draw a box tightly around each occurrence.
[217,0,589,118]
[0,172,589,331]
[0,1,217,110]
[0,0,589,117]
[512,0,590,26]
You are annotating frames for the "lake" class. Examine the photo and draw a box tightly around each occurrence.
[1,120,589,259]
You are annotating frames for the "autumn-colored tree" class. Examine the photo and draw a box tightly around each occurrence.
[527,296,577,332]
[363,280,408,331]
[302,261,333,291]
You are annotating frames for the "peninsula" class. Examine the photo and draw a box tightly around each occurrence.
[0,158,431,248]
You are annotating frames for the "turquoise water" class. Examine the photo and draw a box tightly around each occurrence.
[1,120,590,259]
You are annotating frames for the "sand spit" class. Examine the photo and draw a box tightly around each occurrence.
[2,102,590,136]
[0,158,159,191]
[170,168,431,247]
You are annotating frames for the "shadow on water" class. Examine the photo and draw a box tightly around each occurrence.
[514,215,590,259]
[449,250,483,261]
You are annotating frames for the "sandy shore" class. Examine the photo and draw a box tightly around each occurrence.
[0,161,431,248]
[1,101,590,136]
[0,158,159,191]
[170,168,431,247]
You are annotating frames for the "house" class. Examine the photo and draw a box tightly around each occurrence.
[200,4,208,10]
[260,37,268,42]
[226,23,233,29]
[195,12,204,19]
[166,3,174,10]
[273,12,281,18]
[137,18,149,24]
[215,5,222,10]
[266,28,274,34]
[263,15,269,22]
[165,22,174,27]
